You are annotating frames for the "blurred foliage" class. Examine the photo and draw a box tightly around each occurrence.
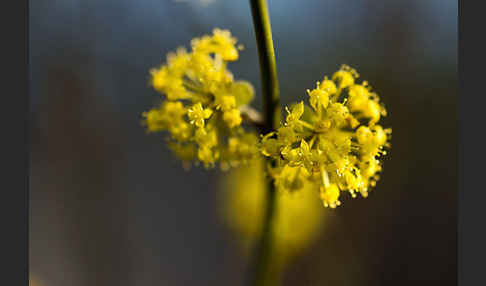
[219,157,326,265]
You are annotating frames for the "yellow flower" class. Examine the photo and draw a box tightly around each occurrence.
[216,95,236,111]
[191,28,239,61]
[194,128,218,148]
[308,87,329,111]
[142,109,165,132]
[277,126,297,144]
[223,108,242,128]
[150,67,187,100]
[142,101,187,133]
[319,78,337,94]
[169,121,192,142]
[356,126,373,145]
[167,47,190,73]
[221,132,259,168]
[198,146,219,166]
[188,103,213,128]
[261,132,280,157]
[280,139,312,169]
[285,101,304,125]
[332,64,358,89]
[320,184,341,208]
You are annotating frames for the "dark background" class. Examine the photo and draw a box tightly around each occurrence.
[29,0,457,285]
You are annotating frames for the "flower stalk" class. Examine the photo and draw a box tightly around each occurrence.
[248,0,281,285]
[250,0,280,134]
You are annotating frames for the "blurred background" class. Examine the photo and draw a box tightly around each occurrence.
[29,0,457,285]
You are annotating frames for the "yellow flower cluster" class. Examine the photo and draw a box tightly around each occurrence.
[142,29,259,169]
[142,29,391,209]
[262,65,391,208]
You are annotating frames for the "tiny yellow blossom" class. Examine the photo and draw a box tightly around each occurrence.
[221,133,260,168]
[198,146,219,166]
[150,67,187,100]
[188,103,213,128]
[285,101,305,127]
[217,95,236,111]
[223,108,242,128]
[142,101,187,133]
[194,128,218,148]
[364,100,382,125]
[142,109,166,132]
[280,139,312,168]
[261,132,280,157]
[320,184,341,208]
[332,65,358,89]
[308,87,329,110]
[356,126,373,144]
[319,78,337,94]
[169,121,193,142]
[277,126,297,144]
[192,28,239,61]
[347,84,369,111]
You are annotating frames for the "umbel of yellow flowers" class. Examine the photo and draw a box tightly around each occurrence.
[261,65,391,208]
[142,29,259,170]
[142,29,391,208]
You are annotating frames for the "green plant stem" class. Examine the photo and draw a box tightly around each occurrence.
[250,0,280,134]
[248,0,281,285]
[249,181,278,286]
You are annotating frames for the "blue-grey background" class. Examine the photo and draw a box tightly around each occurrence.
[30,0,457,285]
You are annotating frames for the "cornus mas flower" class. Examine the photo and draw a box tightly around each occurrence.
[262,65,391,208]
[142,29,259,169]
[142,29,391,209]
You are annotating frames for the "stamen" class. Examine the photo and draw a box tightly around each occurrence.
[298,120,315,131]
[321,166,330,188]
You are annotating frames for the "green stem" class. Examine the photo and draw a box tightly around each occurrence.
[250,0,280,134]
[248,177,279,286]
[248,0,281,285]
